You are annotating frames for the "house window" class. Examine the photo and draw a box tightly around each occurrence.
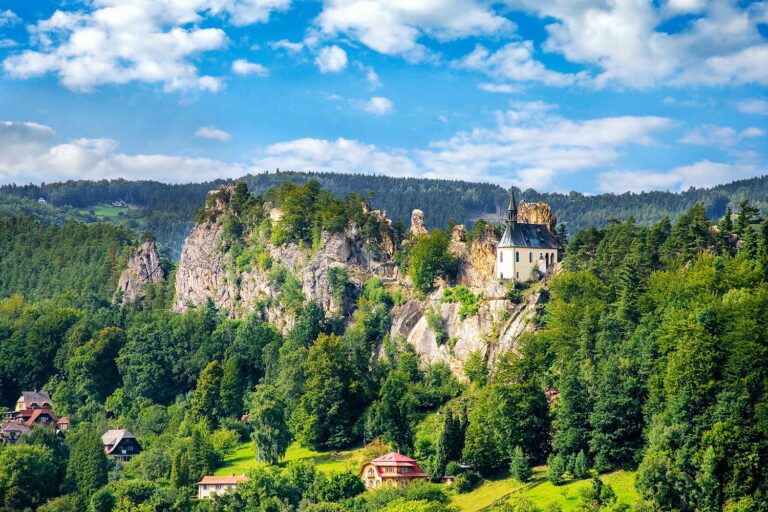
[529,252,532,263]
[499,251,503,262]
[515,251,519,262]
[516,272,519,279]
[500,272,503,279]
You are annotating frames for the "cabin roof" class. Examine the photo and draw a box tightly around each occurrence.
[19,391,52,406]
[197,475,249,486]
[102,429,138,453]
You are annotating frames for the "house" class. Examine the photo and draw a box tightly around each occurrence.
[197,475,248,499]
[16,390,53,412]
[0,422,30,443]
[495,193,559,282]
[38,198,48,204]
[360,452,429,489]
[102,429,142,462]
[111,199,128,207]
[17,407,58,428]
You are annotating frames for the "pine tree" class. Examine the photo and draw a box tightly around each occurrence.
[189,360,223,426]
[734,199,759,236]
[553,363,591,456]
[510,446,532,483]
[435,409,462,478]
[547,453,566,485]
[571,450,588,479]
[219,354,245,418]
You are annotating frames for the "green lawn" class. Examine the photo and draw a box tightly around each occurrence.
[451,468,638,512]
[77,203,130,218]
[215,442,367,476]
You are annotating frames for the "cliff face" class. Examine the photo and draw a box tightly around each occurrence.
[518,200,557,232]
[171,190,550,376]
[115,241,165,304]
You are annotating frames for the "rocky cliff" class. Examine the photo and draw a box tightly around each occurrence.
[115,241,165,304]
[170,186,552,376]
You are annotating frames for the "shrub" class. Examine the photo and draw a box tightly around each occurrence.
[441,286,480,320]
[426,306,447,345]
[445,461,463,477]
[454,470,483,493]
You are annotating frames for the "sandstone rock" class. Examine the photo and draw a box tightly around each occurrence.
[115,241,164,304]
[518,200,557,232]
[410,209,428,236]
[456,222,497,288]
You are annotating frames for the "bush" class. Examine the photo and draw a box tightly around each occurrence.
[426,306,447,345]
[441,286,480,320]
[408,230,459,294]
[454,470,483,493]
[445,461,463,477]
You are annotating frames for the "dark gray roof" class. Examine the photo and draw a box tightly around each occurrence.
[499,222,558,249]
[20,391,51,405]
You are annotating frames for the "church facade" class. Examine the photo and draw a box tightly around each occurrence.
[496,194,559,282]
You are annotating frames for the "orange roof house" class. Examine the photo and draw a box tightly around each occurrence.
[360,452,429,489]
[197,475,249,499]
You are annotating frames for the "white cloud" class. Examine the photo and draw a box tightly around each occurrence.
[597,160,763,194]
[737,98,768,115]
[270,39,304,52]
[1,1,290,93]
[195,126,231,142]
[0,121,246,184]
[362,96,394,115]
[315,45,347,73]
[251,137,420,175]
[680,124,764,147]
[478,83,521,93]
[0,10,20,27]
[501,0,768,88]
[365,67,381,89]
[0,39,17,49]
[232,59,269,76]
[457,42,581,86]
[315,0,511,59]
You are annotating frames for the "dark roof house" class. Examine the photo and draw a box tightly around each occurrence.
[102,429,142,461]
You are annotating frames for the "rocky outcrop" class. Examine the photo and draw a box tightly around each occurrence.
[389,282,546,380]
[454,222,497,288]
[518,200,557,232]
[410,209,428,236]
[115,241,164,304]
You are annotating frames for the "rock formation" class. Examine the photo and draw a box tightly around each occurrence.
[410,209,428,236]
[517,200,557,232]
[115,241,164,304]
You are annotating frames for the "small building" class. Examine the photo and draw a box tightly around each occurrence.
[197,475,248,499]
[0,422,30,443]
[17,408,58,428]
[102,429,142,462]
[111,199,128,207]
[495,193,559,282]
[16,390,53,412]
[360,452,429,489]
[38,198,48,204]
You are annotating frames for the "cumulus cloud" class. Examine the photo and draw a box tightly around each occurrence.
[251,137,420,175]
[195,126,231,142]
[0,10,20,27]
[270,39,304,52]
[0,121,245,184]
[737,98,768,115]
[597,160,763,194]
[680,124,764,147]
[315,0,511,59]
[1,1,289,92]
[232,59,269,76]
[457,42,582,86]
[362,96,394,115]
[315,45,347,73]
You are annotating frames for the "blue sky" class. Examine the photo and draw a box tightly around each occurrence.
[0,0,766,193]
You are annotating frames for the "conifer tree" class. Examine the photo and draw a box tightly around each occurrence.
[547,453,566,485]
[553,363,591,456]
[734,199,759,236]
[219,354,245,418]
[510,446,532,483]
[189,360,223,426]
[65,430,108,501]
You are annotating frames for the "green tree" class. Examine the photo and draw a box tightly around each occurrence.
[407,229,459,294]
[65,429,108,501]
[546,453,566,486]
[248,384,291,464]
[0,444,58,510]
[510,446,532,483]
[219,354,246,418]
[189,360,223,426]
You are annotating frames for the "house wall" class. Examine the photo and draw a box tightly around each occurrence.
[198,483,237,499]
[361,463,383,489]
[496,247,558,281]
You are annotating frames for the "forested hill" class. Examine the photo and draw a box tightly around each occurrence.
[2,172,766,256]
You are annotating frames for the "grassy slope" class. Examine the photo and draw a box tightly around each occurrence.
[215,442,367,476]
[77,203,130,218]
[451,468,638,512]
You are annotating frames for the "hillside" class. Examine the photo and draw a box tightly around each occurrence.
[3,172,766,257]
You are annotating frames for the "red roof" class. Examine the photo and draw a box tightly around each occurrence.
[24,408,58,426]
[197,475,249,486]
[362,452,429,478]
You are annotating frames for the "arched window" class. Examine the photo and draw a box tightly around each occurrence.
[515,251,519,262]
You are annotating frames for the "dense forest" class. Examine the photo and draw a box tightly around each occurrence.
[0,181,766,511]
[2,172,766,257]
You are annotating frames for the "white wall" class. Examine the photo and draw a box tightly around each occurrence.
[496,247,558,281]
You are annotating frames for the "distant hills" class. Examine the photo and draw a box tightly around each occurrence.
[1,171,766,257]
